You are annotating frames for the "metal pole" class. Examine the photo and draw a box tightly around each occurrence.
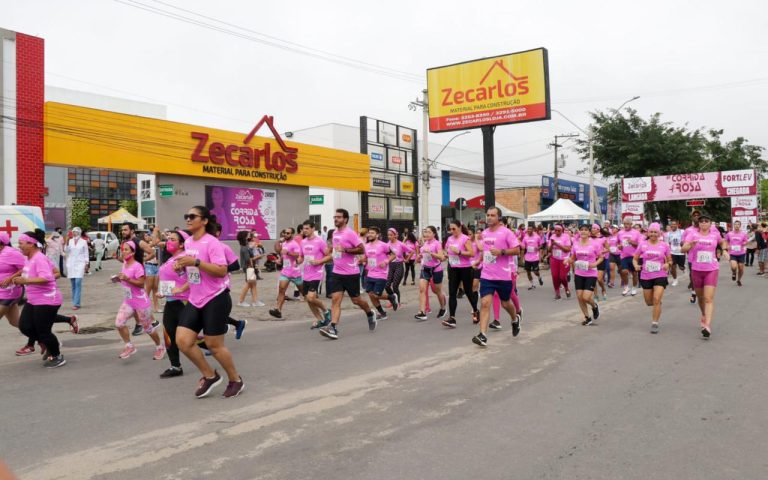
[553,139,560,200]
[420,89,429,232]
[482,126,495,208]
[588,130,596,223]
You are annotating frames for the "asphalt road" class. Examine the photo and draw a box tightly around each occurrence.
[1,262,767,480]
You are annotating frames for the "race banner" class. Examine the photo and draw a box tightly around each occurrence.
[620,202,645,223]
[621,169,756,202]
[205,185,277,241]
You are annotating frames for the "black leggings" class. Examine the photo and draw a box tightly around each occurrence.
[746,248,756,266]
[403,261,416,285]
[25,314,71,348]
[385,262,404,299]
[163,300,185,368]
[19,303,61,357]
[448,267,478,317]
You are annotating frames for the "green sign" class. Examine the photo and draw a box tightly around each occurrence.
[309,195,324,205]
[159,184,174,198]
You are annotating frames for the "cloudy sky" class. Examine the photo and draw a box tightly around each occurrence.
[4,0,767,187]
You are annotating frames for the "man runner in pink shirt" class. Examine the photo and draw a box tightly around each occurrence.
[301,221,332,329]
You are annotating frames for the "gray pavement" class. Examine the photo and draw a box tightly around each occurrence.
[2,260,767,480]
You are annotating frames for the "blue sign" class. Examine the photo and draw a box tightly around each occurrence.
[541,176,608,214]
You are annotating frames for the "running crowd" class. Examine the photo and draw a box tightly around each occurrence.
[1,205,765,399]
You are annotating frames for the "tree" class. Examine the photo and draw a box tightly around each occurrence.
[119,200,138,217]
[578,109,766,224]
[70,198,91,231]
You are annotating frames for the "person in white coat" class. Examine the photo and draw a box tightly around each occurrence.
[65,227,89,309]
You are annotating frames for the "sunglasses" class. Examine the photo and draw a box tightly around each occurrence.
[183,213,201,221]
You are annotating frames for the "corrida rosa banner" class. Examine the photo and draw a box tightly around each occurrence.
[205,185,277,241]
[621,169,756,202]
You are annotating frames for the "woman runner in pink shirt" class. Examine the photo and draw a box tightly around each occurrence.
[548,224,573,299]
[470,228,483,324]
[0,232,26,337]
[725,220,748,286]
[442,220,478,328]
[157,230,190,378]
[521,225,544,290]
[632,223,672,334]
[414,226,447,321]
[564,225,602,326]
[591,224,609,300]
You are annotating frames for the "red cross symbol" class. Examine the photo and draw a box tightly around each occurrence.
[0,220,19,238]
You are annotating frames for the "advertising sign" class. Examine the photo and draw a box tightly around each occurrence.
[621,169,756,202]
[731,195,758,209]
[541,176,608,214]
[620,202,645,223]
[427,48,550,132]
[205,185,276,241]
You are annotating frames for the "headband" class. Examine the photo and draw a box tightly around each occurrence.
[0,232,9,245]
[18,233,42,248]
[122,240,136,252]
[648,222,661,232]
[388,228,398,236]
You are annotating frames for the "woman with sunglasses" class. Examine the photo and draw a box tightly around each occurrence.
[157,230,190,378]
[548,224,573,300]
[442,220,477,328]
[564,225,602,326]
[414,226,447,321]
[681,214,728,338]
[174,207,244,398]
[632,223,672,334]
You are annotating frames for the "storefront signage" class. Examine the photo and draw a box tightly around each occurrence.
[372,178,391,188]
[309,194,324,205]
[205,185,277,240]
[427,48,550,132]
[158,184,174,197]
[622,169,756,202]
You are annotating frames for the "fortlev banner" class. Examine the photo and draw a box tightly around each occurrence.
[622,169,756,202]
[205,185,277,241]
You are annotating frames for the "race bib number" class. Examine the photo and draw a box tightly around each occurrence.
[483,251,496,264]
[448,255,460,266]
[575,260,589,271]
[186,266,201,285]
[732,245,742,252]
[553,248,563,259]
[696,251,714,264]
[367,257,377,268]
[526,246,536,254]
[609,246,618,254]
[671,245,681,254]
[332,249,342,260]
[422,253,433,264]
[645,261,662,273]
[123,286,133,300]
[622,239,630,247]
[159,280,175,297]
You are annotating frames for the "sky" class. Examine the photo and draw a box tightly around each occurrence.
[4,0,768,188]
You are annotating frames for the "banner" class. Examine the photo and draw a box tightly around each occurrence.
[427,48,550,132]
[620,202,645,223]
[731,195,758,209]
[622,169,756,202]
[205,185,277,241]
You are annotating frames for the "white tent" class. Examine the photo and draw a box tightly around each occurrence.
[526,198,591,223]
[497,203,525,220]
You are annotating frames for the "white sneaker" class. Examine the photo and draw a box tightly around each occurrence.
[622,287,629,296]
[251,301,266,307]
[630,288,637,296]
[671,278,678,287]
[236,302,251,307]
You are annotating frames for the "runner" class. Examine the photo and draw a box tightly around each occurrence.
[442,220,478,328]
[521,225,544,290]
[665,220,685,287]
[681,214,728,338]
[617,218,642,296]
[363,227,397,321]
[683,211,701,303]
[607,225,620,288]
[565,225,602,326]
[300,220,332,329]
[144,230,161,313]
[548,224,573,300]
[725,220,748,286]
[114,240,166,361]
[591,224,609,300]
[384,228,408,311]
[12,229,67,368]
[236,231,264,307]
[174,205,245,398]
[269,228,304,320]
[319,209,376,339]
[213,224,248,338]
[157,230,189,378]
[402,232,418,286]
[414,226,447,321]
[470,227,483,324]
[633,223,672,333]
[472,206,521,347]
[1,233,27,349]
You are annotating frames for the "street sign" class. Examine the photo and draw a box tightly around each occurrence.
[686,199,705,207]
[158,184,174,198]
[455,197,467,210]
[309,195,324,205]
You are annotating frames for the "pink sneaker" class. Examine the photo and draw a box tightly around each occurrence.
[118,343,138,359]
[15,344,35,356]
[153,345,166,361]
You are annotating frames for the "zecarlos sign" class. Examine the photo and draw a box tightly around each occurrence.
[427,48,550,132]
[621,169,756,202]
[44,102,370,191]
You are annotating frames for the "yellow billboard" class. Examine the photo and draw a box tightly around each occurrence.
[44,102,370,191]
[427,48,550,132]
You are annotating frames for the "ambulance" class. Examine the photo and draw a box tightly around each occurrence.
[0,205,46,245]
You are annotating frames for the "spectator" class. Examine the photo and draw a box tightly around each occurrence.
[65,227,89,310]
[92,232,106,272]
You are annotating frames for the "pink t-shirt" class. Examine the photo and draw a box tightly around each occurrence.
[571,240,601,278]
[591,236,608,259]
[725,231,748,256]
[549,233,572,261]
[364,240,391,280]
[388,240,408,263]
[301,235,327,282]
[607,235,620,256]
[183,233,228,308]
[331,227,363,276]
[683,226,699,263]
[280,239,303,278]
[445,234,472,268]
[521,234,542,262]
[158,255,189,302]
[420,239,443,271]
[480,226,519,281]
[617,229,642,258]
[472,239,483,269]
[0,246,26,300]
[403,240,416,261]
[120,260,151,309]
[23,251,62,306]
[637,240,670,280]
[687,229,722,272]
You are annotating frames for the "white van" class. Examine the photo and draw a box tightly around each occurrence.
[0,205,46,246]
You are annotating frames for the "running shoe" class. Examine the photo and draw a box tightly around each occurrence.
[153,345,166,361]
[69,315,79,334]
[268,308,282,319]
[132,324,144,336]
[472,310,479,324]
[437,308,447,319]
[608,282,615,288]
[234,319,248,340]
[671,278,678,287]
[731,273,737,281]
[650,323,659,334]
[489,319,502,330]
[15,344,35,356]
[442,317,457,328]
[690,292,697,304]
[582,316,593,326]
[701,326,711,338]
[252,301,266,307]
[602,293,608,301]
[160,366,183,378]
[118,343,138,359]
[223,378,245,398]
[527,285,535,291]
[565,290,572,299]
[737,280,743,287]
[539,277,544,286]
[512,316,521,337]
[391,293,399,311]
[622,286,630,296]
[592,302,600,320]
[414,311,428,321]
[195,371,222,398]
[472,332,488,347]
[43,355,67,368]
[236,302,251,307]
[320,310,332,327]
[367,312,377,331]
[319,324,339,339]
[554,294,562,300]
[151,320,160,329]
[630,288,637,296]
[376,312,388,321]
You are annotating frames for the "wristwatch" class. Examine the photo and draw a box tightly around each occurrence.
[194,259,201,267]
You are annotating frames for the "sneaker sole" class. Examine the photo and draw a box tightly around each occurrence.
[701,328,710,338]
[153,350,166,361]
[196,376,223,398]
[119,350,138,359]
[45,359,67,368]
[224,383,245,398]
[512,323,521,336]
[472,337,487,347]
[319,329,338,340]
[442,320,456,328]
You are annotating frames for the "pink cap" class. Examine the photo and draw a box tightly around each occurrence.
[648,222,661,232]
[0,232,9,245]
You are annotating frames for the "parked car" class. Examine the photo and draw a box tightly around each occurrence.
[86,231,120,260]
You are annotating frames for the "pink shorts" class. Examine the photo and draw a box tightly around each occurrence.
[115,303,156,332]
[691,269,718,289]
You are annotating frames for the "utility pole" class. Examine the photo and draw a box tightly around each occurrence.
[549,133,578,205]
[409,90,429,233]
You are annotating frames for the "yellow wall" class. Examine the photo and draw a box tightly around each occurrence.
[44,102,370,191]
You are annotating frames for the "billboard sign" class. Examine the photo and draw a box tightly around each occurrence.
[205,185,277,241]
[541,176,608,214]
[620,202,645,223]
[622,169,756,202]
[427,48,550,132]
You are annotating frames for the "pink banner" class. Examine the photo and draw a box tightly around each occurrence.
[622,169,756,202]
